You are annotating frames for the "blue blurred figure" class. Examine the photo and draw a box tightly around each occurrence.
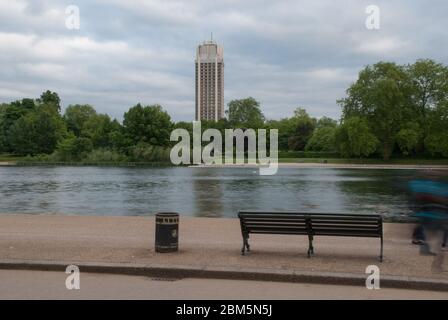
[409,172,448,272]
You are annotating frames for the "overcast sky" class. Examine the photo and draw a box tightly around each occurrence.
[0,0,447,122]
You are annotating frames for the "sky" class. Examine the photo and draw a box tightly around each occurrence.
[0,0,447,122]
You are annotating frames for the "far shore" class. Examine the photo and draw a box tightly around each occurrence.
[191,163,448,170]
[2,160,448,170]
[0,162,15,166]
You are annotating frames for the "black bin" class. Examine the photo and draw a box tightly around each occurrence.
[155,212,179,253]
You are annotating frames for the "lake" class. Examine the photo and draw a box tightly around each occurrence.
[0,166,421,220]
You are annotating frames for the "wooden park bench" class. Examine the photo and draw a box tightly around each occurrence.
[238,210,383,262]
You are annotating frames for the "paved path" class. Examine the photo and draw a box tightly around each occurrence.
[1,270,446,300]
[0,215,448,279]
[0,215,446,282]
[0,162,15,166]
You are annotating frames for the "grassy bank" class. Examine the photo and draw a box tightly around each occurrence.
[1,153,448,166]
[13,161,173,167]
[278,158,448,165]
[0,154,173,167]
[0,154,26,162]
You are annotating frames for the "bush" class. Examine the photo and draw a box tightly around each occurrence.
[128,143,171,162]
[55,134,93,161]
[305,126,338,152]
[336,117,379,158]
[278,151,340,158]
[84,149,129,162]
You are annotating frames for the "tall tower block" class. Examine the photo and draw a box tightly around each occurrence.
[195,38,224,121]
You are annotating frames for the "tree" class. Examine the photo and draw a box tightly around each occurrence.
[395,123,421,156]
[64,104,123,150]
[226,97,265,128]
[306,126,338,152]
[123,104,172,146]
[424,103,448,157]
[11,98,36,111]
[0,98,38,153]
[38,90,61,112]
[64,104,97,136]
[55,133,93,161]
[338,62,413,160]
[83,113,115,148]
[305,116,339,152]
[316,116,337,129]
[128,143,170,162]
[407,59,448,154]
[108,120,132,153]
[266,118,296,151]
[407,59,448,117]
[287,108,316,151]
[9,107,66,155]
[336,117,378,158]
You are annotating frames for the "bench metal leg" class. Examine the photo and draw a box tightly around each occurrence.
[379,236,383,262]
[241,234,250,256]
[307,234,314,258]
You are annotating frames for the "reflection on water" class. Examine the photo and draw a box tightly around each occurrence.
[0,166,416,219]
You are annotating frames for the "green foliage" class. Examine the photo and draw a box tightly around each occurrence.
[278,151,340,158]
[425,133,448,157]
[0,100,35,152]
[305,116,338,152]
[306,126,338,152]
[226,97,265,128]
[83,113,116,148]
[424,104,448,156]
[38,90,61,113]
[265,118,296,150]
[123,103,173,146]
[338,62,411,160]
[108,127,132,153]
[337,59,448,160]
[407,59,448,117]
[128,143,171,162]
[336,117,379,158]
[9,106,66,155]
[395,123,421,155]
[64,104,97,136]
[287,108,317,151]
[84,149,129,162]
[316,117,337,128]
[54,133,93,161]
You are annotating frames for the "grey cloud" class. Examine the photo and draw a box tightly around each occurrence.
[0,0,447,122]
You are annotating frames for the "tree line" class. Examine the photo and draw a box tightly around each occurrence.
[0,59,447,162]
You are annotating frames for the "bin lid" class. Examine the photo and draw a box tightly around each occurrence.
[155,212,179,217]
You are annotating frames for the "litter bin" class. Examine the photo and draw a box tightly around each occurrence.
[155,212,179,253]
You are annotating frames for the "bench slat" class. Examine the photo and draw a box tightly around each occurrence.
[249,230,309,235]
[239,211,382,236]
[238,210,383,260]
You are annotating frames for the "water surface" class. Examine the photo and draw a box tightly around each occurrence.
[0,166,417,219]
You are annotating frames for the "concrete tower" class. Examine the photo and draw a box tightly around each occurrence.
[195,37,224,121]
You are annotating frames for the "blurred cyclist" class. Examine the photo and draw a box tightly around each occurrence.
[409,170,448,272]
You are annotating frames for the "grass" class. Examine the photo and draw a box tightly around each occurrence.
[14,161,173,167]
[0,154,26,162]
[2,153,448,166]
